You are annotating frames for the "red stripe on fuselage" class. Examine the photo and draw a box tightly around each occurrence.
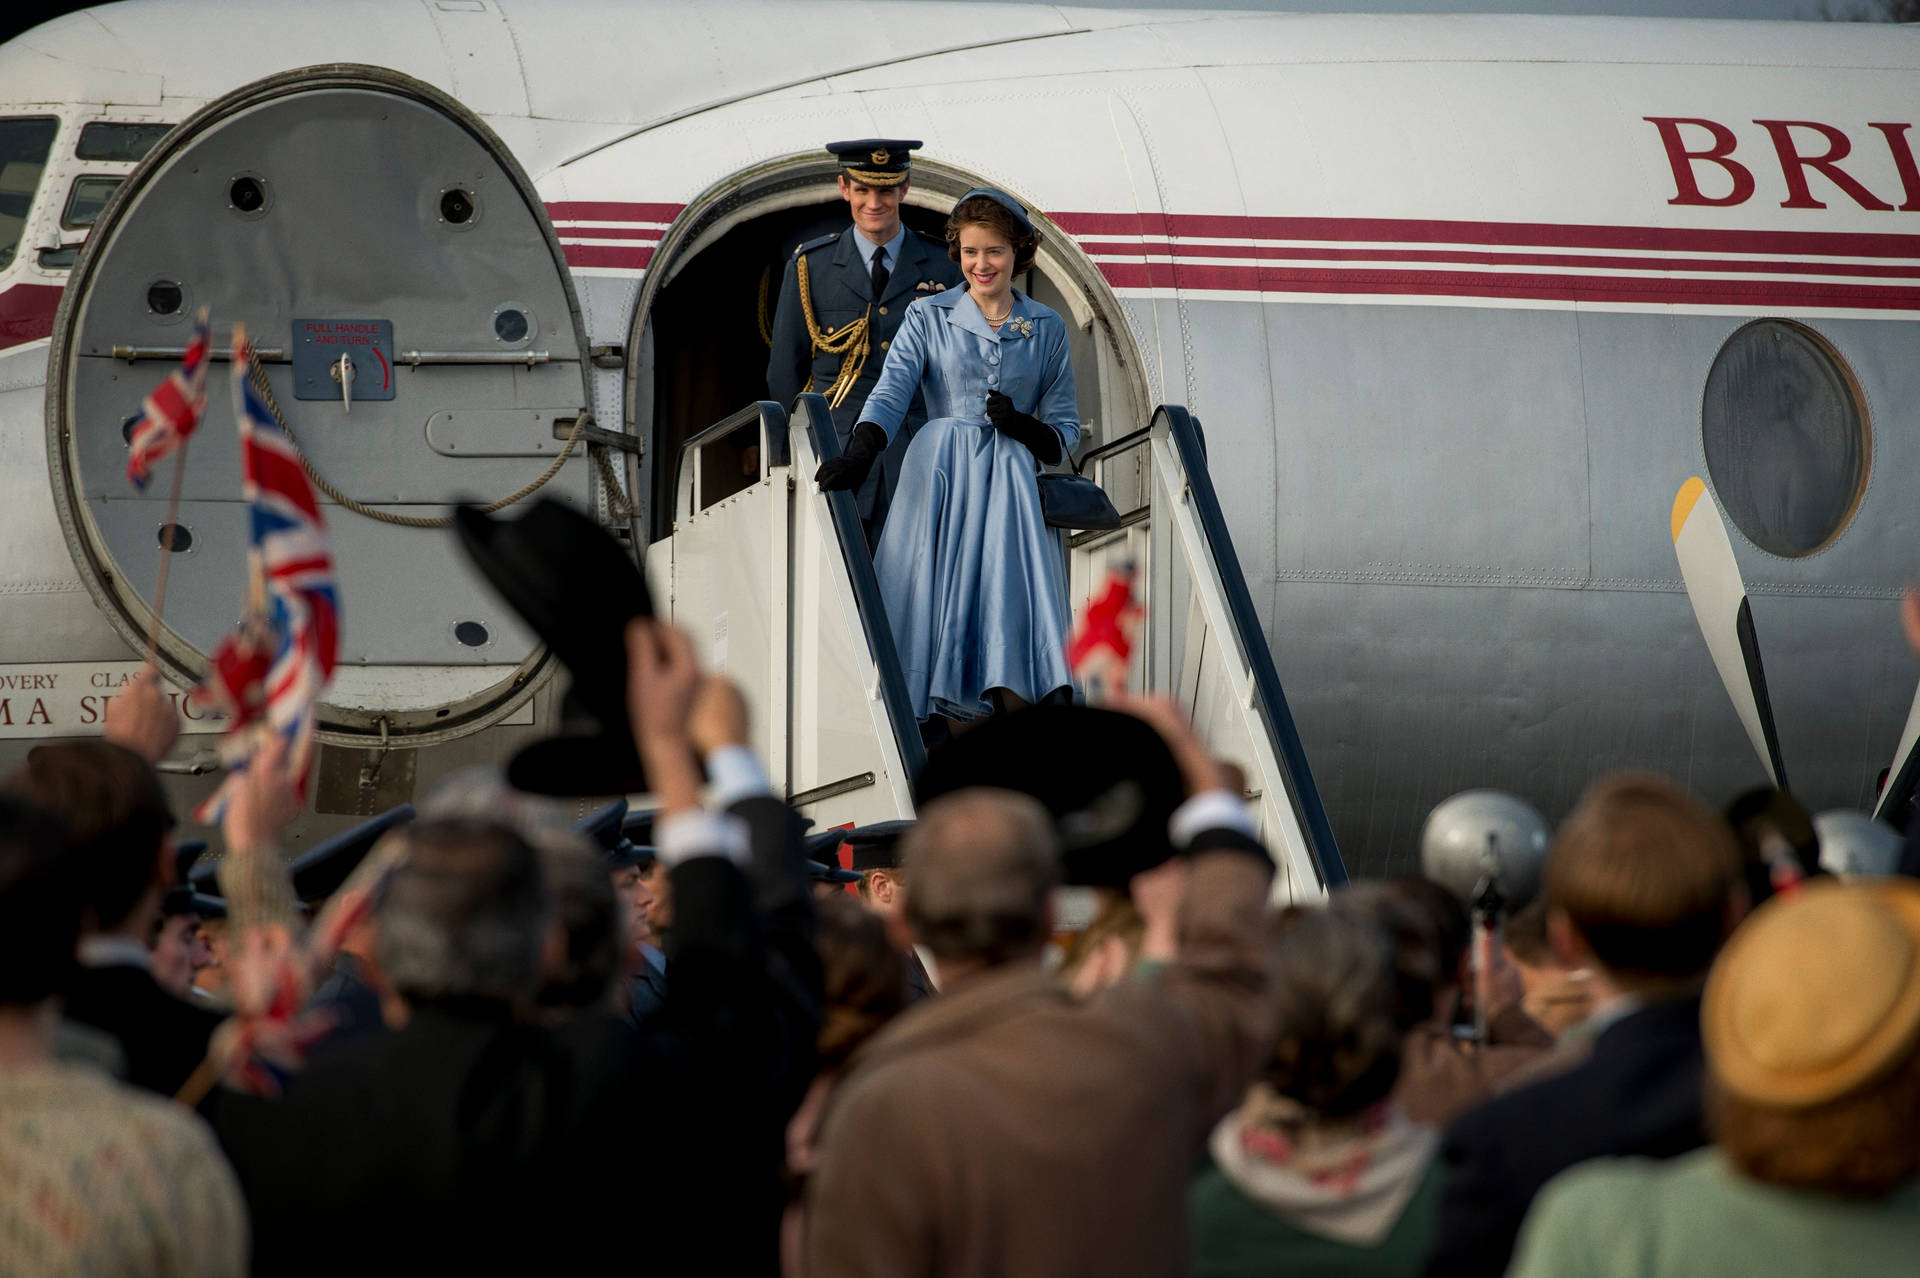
[0,283,62,346]
[561,243,655,269]
[1095,260,1920,309]
[544,201,682,222]
[1050,212,1920,261]
[1076,239,1920,280]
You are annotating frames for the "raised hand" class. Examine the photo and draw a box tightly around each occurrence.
[223,731,303,856]
[625,618,704,815]
[1108,689,1230,798]
[689,675,751,757]
[104,664,181,763]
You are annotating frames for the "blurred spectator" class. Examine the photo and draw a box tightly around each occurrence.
[849,822,937,999]
[193,908,232,1005]
[613,847,670,1028]
[783,895,912,1274]
[1058,894,1145,998]
[531,830,624,1021]
[806,698,1277,1278]
[1337,879,1549,1126]
[640,853,673,945]
[1426,773,1747,1278]
[295,810,413,1056]
[1502,898,1593,1038]
[1510,878,1920,1276]
[151,892,212,1000]
[0,793,247,1277]
[204,621,821,1275]
[1058,855,1186,1000]
[1191,910,1441,1277]
[1723,786,1823,905]
[2,739,224,1095]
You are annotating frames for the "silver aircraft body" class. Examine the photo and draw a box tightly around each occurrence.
[0,1,1914,876]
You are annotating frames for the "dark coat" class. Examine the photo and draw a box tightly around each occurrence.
[766,225,963,531]
[207,795,821,1277]
[624,950,668,1030]
[63,962,225,1096]
[305,952,387,1063]
[1423,994,1709,1278]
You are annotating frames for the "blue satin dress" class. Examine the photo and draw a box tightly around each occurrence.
[857,287,1080,721]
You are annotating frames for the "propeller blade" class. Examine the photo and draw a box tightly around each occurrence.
[1872,687,1920,825]
[1671,477,1789,790]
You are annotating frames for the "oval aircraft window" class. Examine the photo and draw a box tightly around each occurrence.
[1701,320,1869,558]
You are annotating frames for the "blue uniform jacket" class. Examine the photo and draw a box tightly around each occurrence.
[767,225,961,420]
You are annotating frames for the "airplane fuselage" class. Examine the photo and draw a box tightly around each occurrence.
[1,2,1914,874]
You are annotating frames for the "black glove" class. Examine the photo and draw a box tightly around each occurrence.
[985,391,1063,465]
[814,421,887,492]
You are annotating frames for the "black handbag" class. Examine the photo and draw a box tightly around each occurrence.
[1037,470,1123,532]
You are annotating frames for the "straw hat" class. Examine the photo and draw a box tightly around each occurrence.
[1704,878,1920,1107]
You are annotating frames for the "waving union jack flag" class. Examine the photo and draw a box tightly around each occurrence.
[193,328,340,824]
[126,308,211,490]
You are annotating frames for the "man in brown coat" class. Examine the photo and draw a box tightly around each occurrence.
[804,702,1276,1278]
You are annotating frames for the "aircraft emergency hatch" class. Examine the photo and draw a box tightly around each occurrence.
[46,66,605,745]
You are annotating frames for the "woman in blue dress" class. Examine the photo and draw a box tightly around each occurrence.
[815,189,1078,727]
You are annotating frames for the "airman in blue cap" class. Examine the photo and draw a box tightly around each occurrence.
[575,799,669,1028]
[767,138,963,545]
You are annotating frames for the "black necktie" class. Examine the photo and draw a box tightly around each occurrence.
[871,246,890,301]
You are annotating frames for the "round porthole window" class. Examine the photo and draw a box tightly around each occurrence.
[1701,320,1869,558]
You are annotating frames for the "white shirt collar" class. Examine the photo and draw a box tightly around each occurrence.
[77,934,152,971]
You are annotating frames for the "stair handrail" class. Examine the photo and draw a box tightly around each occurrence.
[1154,405,1347,887]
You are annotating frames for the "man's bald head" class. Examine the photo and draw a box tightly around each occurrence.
[903,788,1059,967]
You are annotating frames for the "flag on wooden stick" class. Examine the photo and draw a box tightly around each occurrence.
[126,308,211,490]
[192,327,340,824]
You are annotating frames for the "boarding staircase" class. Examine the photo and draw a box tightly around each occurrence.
[645,395,1344,903]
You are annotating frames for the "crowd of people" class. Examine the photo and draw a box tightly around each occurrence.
[6,606,1920,1278]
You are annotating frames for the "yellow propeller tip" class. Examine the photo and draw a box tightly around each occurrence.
[1671,476,1707,544]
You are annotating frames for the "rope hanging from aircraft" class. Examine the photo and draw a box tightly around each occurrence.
[243,357,602,529]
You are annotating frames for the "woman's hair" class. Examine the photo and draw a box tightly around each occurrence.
[1059,894,1145,982]
[4,741,174,932]
[1333,879,1464,1030]
[946,195,1042,275]
[1709,1045,1920,1198]
[814,896,909,1069]
[1262,909,1405,1118]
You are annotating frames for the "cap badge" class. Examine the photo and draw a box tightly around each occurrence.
[871,148,890,165]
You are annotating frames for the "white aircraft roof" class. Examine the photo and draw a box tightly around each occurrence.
[2,1,1913,125]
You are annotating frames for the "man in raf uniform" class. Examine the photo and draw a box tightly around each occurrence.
[767,139,963,545]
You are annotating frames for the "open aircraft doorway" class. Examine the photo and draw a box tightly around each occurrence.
[622,156,1151,542]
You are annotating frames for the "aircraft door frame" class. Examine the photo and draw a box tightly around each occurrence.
[44,65,600,748]
[622,153,1154,542]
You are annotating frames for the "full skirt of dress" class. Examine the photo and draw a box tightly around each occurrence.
[873,416,1072,721]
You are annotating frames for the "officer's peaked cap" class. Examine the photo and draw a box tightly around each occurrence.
[828,138,921,187]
